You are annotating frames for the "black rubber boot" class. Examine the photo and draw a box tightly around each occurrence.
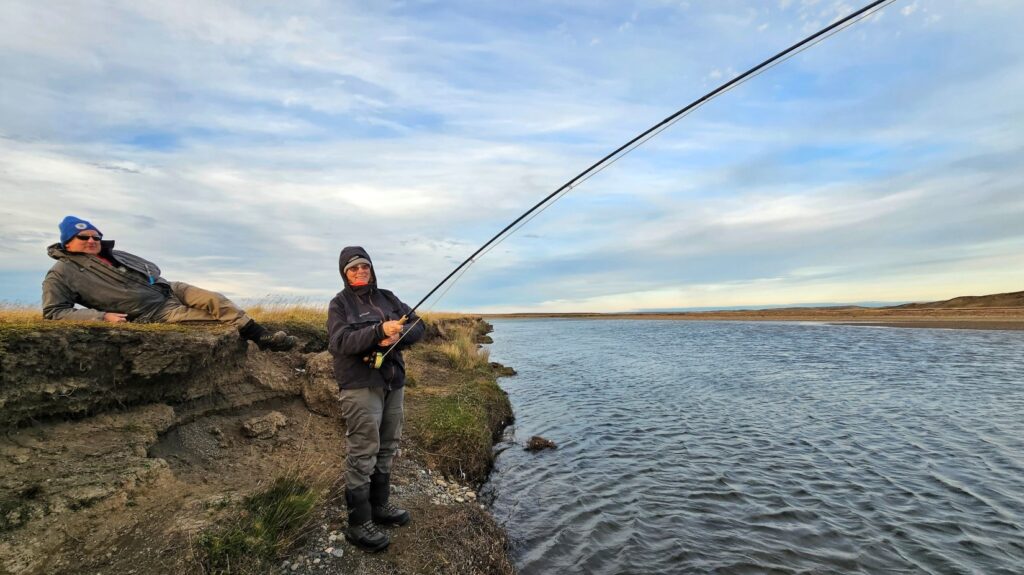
[370,472,411,526]
[345,485,389,552]
[256,330,298,351]
[239,320,298,352]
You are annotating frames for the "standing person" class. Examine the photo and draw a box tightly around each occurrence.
[327,246,425,552]
[42,215,297,351]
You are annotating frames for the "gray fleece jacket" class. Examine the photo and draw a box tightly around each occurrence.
[42,241,172,321]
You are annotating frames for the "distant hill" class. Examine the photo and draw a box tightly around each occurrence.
[888,291,1024,309]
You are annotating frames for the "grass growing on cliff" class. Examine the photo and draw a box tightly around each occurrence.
[409,376,512,481]
[0,304,41,324]
[199,475,319,574]
[435,328,492,371]
[404,317,513,482]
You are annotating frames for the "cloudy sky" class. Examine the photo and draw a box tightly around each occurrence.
[2,0,1022,312]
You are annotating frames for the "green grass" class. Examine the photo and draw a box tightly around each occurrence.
[406,372,512,481]
[400,315,512,481]
[199,476,318,574]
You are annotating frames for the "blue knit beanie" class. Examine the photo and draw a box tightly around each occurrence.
[59,216,102,246]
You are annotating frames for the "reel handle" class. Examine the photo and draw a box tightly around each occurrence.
[363,316,410,369]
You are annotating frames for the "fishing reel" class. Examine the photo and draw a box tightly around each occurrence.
[362,316,409,369]
[363,351,385,369]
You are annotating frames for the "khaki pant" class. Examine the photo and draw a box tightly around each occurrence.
[340,386,404,489]
[152,281,251,329]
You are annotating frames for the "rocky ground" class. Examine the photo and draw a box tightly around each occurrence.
[275,456,511,575]
[0,317,515,575]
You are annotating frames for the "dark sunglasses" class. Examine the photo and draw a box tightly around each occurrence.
[73,234,102,241]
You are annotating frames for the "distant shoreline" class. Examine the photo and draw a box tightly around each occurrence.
[481,308,1024,331]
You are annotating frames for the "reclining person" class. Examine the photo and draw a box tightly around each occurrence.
[42,215,297,352]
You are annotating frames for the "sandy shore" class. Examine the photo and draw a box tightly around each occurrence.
[483,308,1024,331]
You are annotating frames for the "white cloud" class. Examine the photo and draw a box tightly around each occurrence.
[3,0,1024,310]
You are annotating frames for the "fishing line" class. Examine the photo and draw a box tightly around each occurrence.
[372,0,896,364]
[469,0,892,263]
[411,0,895,314]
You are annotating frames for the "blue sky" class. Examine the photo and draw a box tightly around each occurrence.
[2,0,1022,312]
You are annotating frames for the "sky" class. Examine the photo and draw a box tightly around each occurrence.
[2,0,1022,313]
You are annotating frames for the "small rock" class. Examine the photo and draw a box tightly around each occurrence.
[328,534,338,542]
[467,491,477,500]
[291,563,300,572]
[490,362,517,377]
[455,497,465,503]
[313,558,321,564]
[241,411,288,439]
[525,435,557,452]
[332,547,344,558]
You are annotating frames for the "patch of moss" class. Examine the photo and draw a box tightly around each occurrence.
[0,486,41,533]
[0,320,197,337]
[0,498,32,532]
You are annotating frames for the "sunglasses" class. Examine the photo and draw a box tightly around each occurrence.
[347,263,371,272]
[73,234,102,241]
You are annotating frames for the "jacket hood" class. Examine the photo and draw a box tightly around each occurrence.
[338,246,376,290]
[47,240,116,261]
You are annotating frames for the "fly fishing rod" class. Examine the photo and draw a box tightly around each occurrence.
[365,0,897,368]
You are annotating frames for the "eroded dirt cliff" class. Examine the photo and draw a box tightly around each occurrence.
[0,319,514,575]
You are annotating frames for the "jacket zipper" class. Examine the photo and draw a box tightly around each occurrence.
[359,290,394,391]
[76,254,167,296]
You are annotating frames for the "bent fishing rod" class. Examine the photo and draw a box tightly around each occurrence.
[365,0,897,368]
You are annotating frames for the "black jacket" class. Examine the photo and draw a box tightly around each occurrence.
[327,246,425,390]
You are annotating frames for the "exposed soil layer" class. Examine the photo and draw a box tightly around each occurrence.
[0,325,259,428]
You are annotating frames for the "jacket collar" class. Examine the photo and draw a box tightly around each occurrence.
[47,240,117,262]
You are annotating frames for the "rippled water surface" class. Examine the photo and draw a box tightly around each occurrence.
[483,320,1024,574]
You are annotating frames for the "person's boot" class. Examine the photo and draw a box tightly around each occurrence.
[345,485,390,552]
[238,320,298,352]
[370,472,411,526]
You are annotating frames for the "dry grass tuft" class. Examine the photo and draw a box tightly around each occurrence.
[246,301,327,326]
[435,329,491,371]
[0,304,43,325]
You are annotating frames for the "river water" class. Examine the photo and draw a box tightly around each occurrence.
[483,319,1024,575]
